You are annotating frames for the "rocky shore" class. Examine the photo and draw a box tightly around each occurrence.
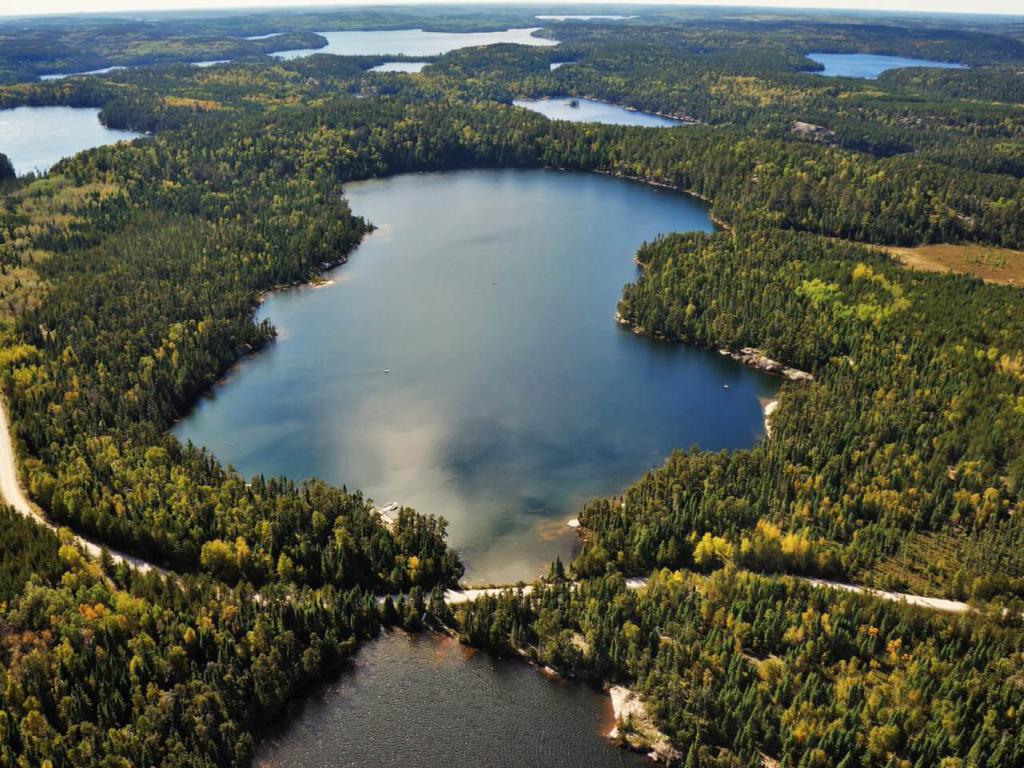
[608,686,682,765]
[719,347,813,382]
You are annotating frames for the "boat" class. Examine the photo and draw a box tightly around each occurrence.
[567,98,580,108]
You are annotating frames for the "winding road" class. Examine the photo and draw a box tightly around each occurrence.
[0,394,974,612]
[0,395,160,573]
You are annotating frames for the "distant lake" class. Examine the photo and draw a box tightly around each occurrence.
[0,106,140,176]
[514,98,685,127]
[255,631,649,768]
[536,14,637,20]
[39,65,127,81]
[807,52,966,79]
[369,62,429,73]
[174,169,775,585]
[273,27,558,59]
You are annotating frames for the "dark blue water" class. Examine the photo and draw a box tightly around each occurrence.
[807,52,966,79]
[174,169,775,584]
[256,631,648,768]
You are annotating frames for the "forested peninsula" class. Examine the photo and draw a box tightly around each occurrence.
[1,7,1023,767]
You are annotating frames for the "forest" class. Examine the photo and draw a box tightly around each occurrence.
[1,5,1023,767]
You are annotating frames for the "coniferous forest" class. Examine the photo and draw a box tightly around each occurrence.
[1,5,1024,767]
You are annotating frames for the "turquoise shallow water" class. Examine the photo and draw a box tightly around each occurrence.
[175,168,776,584]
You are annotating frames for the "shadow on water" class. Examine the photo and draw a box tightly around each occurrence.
[255,631,649,768]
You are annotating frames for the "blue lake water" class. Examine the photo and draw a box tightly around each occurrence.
[514,98,685,127]
[807,52,966,79]
[174,169,775,584]
[369,62,429,73]
[273,27,558,59]
[0,106,141,176]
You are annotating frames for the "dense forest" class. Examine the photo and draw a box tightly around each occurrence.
[0,504,448,766]
[2,5,1024,767]
[595,229,1024,602]
[458,569,1024,767]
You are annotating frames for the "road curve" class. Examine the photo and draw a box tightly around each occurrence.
[0,392,978,609]
[0,394,161,574]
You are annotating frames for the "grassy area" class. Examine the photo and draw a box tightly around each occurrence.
[887,243,1024,285]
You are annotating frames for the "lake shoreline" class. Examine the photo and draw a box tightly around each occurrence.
[517,94,700,126]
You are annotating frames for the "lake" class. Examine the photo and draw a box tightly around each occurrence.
[273,27,558,59]
[514,98,686,127]
[255,631,649,768]
[369,62,429,73]
[807,52,966,79]
[39,65,128,81]
[0,106,141,176]
[174,168,775,585]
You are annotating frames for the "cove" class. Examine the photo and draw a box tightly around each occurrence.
[514,97,686,127]
[255,631,649,768]
[806,52,966,79]
[272,27,558,60]
[174,169,776,585]
[0,106,141,176]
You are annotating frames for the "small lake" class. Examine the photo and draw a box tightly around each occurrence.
[369,62,429,73]
[0,106,140,176]
[39,65,127,81]
[255,631,648,768]
[174,169,775,584]
[514,98,685,127]
[273,27,558,59]
[806,52,966,79]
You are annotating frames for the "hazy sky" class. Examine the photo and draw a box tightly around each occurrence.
[0,0,1021,17]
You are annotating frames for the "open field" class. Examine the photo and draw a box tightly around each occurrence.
[887,243,1024,285]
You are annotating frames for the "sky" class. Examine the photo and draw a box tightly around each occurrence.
[0,0,1021,18]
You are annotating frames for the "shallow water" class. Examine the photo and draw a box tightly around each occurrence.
[807,52,966,78]
[174,168,775,584]
[514,97,686,127]
[0,106,141,176]
[273,27,558,59]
